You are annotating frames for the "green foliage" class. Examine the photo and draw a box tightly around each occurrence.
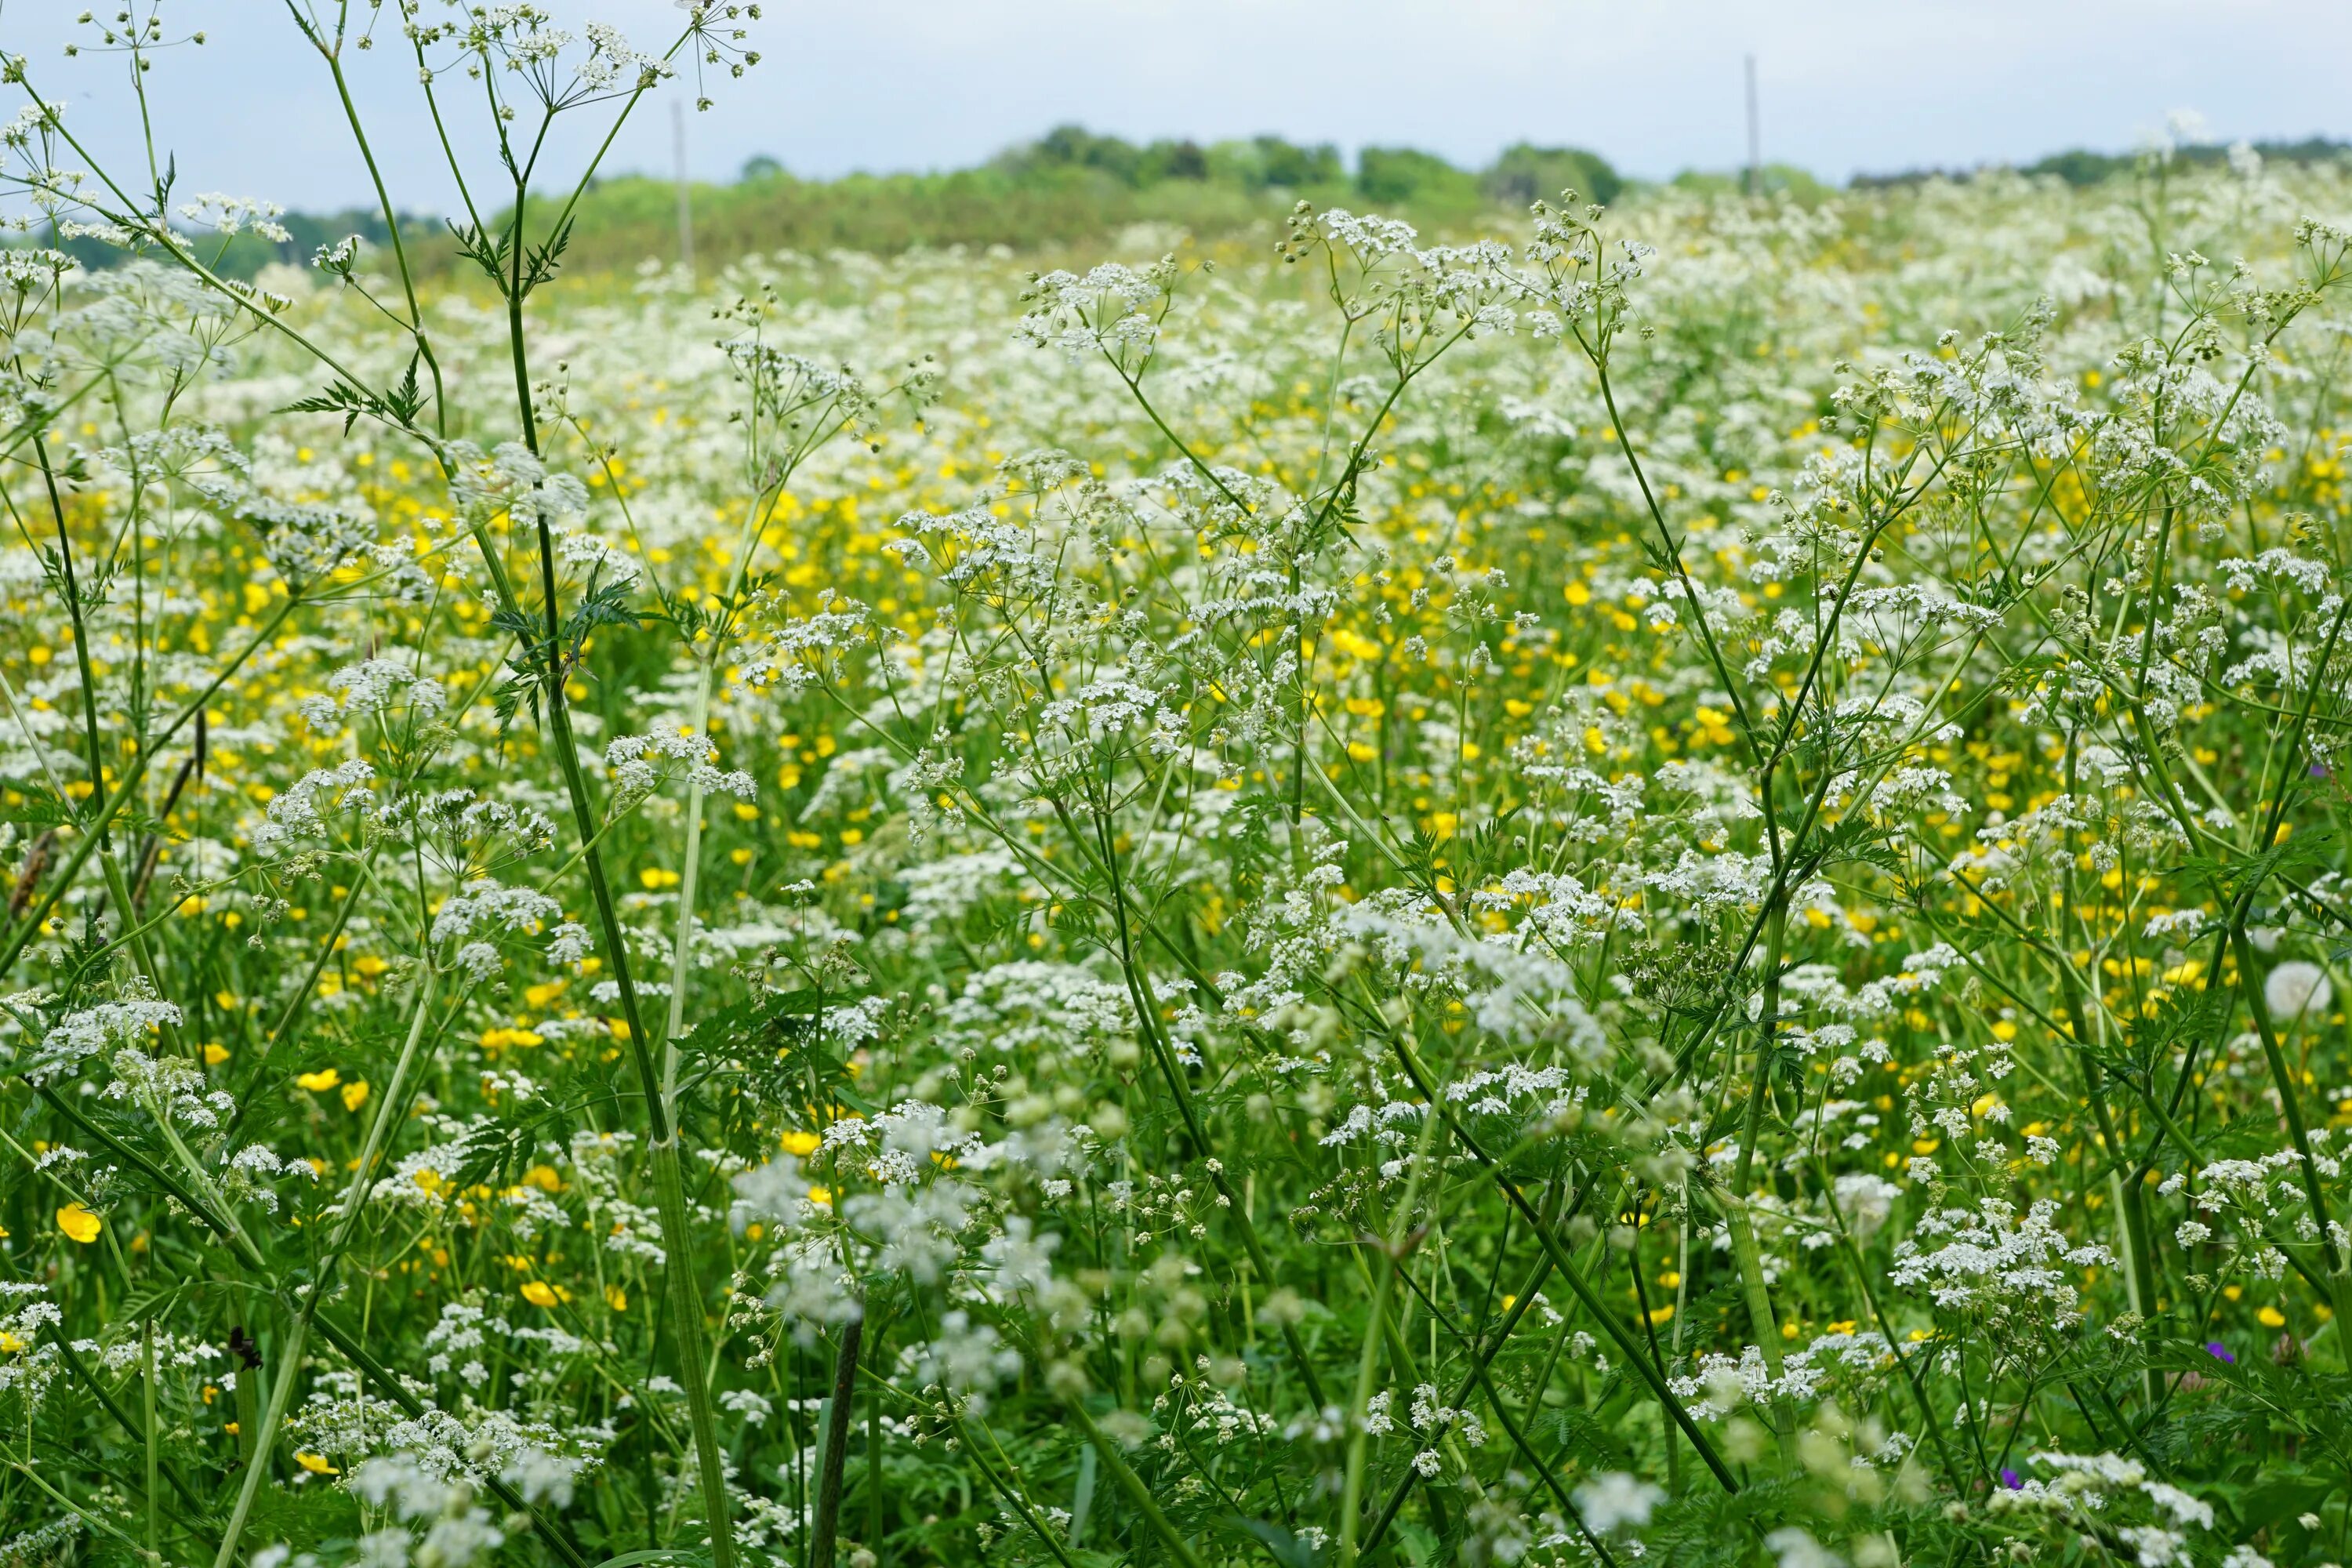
[1483,143,1624,208]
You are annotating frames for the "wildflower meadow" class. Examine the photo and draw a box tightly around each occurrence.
[5,9,2352,1568]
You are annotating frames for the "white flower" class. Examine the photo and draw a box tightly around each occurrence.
[1573,1472,1663,1533]
[718,1388,773,1426]
[912,1310,1022,1411]
[31,995,183,1083]
[499,1448,580,1508]
[2263,960,2332,1023]
[430,880,564,946]
[1765,1530,1845,1568]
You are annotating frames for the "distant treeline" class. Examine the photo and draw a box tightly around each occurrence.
[461,132,1630,278]
[34,131,1621,282]
[1852,134,2352,189]
[39,126,2352,280]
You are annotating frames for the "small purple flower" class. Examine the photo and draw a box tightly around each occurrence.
[2310,762,2332,780]
[2206,1341,2235,1364]
[2001,1468,2021,1490]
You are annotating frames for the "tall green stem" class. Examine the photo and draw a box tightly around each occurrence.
[143,1319,158,1559]
[1386,1034,1740,1494]
[659,484,777,1101]
[1726,900,1797,1462]
[1060,1396,1203,1568]
[532,519,739,1567]
[495,99,742,1538]
[213,964,441,1568]
[2230,925,2352,1338]
[1338,1098,1439,1568]
[661,661,718,1109]
[808,1317,862,1568]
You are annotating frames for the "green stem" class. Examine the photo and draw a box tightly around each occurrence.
[1358,1183,1573,1556]
[946,1413,1080,1568]
[1338,1248,1396,1567]
[1726,899,1796,1462]
[43,1328,199,1515]
[28,1077,592,1567]
[809,1317,862,1568]
[259,854,379,1061]
[143,1319,159,1556]
[661,661,717,1109]
[212,964,441,1568]
[1060,1396,1204,1568]
[2230,924,2352,1338]
[530,517,739,1568]
[1815,1156,1965,1492]
[34,437,113,855]
[9,1460,158,1563]
[1387,1034,1739,1493]
[0,590,312,979]
[1078,790,1330,1408]
[1338,1098,1440,1568]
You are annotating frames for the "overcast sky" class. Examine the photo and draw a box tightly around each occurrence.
[7,1,2350,213]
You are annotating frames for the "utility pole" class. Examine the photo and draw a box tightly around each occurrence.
[1744,53,1762,197]
[673,98,695,277]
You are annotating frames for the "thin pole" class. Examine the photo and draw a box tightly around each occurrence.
[1744,53,1762,195]
[673,97,695,277]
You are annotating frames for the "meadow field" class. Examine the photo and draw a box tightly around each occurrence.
[6,10,2352,1568]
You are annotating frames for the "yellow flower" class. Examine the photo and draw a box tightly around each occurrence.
[295,1452,339,1475]
[2257,1305,2288,1328]
[341,1079,371,1112]
[521,1280,561,1308]
[807,1185,833,1207]
[296,1068,340,1092]
[605,1283,629,1312]
[0,1330,24,1353]
[56,1203,101,1243]
[203,1043,231,1066]
[779,1130,822,1157]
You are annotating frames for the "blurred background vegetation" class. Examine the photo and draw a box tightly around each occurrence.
[39,124,2352,280]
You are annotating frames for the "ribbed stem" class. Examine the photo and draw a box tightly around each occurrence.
[809,1316,863,1568]
[530,512,739,1568]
